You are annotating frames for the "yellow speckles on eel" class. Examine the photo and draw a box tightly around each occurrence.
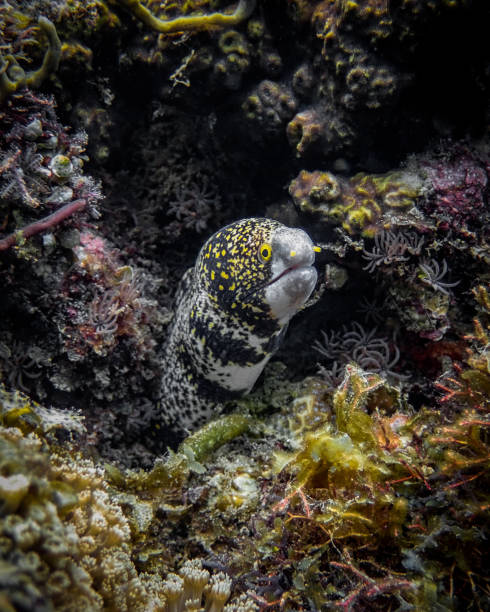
[160,218,318,432]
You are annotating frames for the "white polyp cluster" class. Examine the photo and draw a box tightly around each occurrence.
[162,559,234,612]
[205,572,233,612]
[180,558,211,603]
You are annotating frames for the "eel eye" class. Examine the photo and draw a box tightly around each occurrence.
[259,243,272,262]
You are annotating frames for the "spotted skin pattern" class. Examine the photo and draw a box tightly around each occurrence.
[160,217,318,432]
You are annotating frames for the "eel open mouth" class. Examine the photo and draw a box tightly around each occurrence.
[266,263,311,287]
[242,263,313,301]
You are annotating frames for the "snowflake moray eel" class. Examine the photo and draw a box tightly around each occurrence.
[160,217,318,432]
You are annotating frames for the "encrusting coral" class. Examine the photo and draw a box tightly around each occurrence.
[289,167,424,238]
[289,140,489,239]
[243,80,297,139]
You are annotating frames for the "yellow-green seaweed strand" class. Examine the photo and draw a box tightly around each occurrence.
[110,414,252,491]
[112,0,256,33]
[26,17,61,88]
[0,16,61,103]
[179,413,252,463]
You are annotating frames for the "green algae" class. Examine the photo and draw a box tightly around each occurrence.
[0,16,61,103]
[111,0,256,34]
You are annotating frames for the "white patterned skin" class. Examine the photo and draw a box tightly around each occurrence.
[160,218,317,432]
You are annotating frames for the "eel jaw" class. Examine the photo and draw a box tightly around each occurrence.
[265,263,317,324]
[265,226,318,324]
[267,264,297,287]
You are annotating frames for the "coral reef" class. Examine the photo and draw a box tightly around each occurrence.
[0,388,259,610]
[288,141,489,272]
[0,0,489,609]
[0,91,100,241]
[0,392,134,610]
[262,353,490,608]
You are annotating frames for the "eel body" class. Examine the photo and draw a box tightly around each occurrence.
[160,217,317,431]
